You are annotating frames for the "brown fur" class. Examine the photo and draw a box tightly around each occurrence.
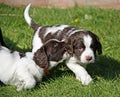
[33,40,72,68]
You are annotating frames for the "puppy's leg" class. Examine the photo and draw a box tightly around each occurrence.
[24,76,36,89]
[66,57,92,85]
[27,65,44,82]
[16,80,25,91]
[16,72,36,91]
[31,69,43,82]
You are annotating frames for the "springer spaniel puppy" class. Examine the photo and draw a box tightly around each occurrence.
[24,4,102,85]
[0,28,69,91]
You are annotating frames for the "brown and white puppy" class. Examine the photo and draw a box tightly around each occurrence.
[0,28,68,91]
[24,4,102,85]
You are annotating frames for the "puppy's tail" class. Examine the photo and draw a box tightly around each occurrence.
[0,28,7,47]
[24,3,39,31]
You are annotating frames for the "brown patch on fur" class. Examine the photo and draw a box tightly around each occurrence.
[33,39,68,68]
[38,26,76,43]
[86,31,102,55]
[44,67,50,75]
[33,46,48,68]
[31,20,39,31]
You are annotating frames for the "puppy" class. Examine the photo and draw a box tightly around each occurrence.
[0,28,68,91]
[24,4,102,85]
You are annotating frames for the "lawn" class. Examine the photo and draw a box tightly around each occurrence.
[0,3,120,97]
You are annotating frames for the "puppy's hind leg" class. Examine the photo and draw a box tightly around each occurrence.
[24,76,36,90]
[16,80,25,91]
[16,72,36,91]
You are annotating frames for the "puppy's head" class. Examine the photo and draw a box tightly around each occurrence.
[67,31,102,64]
[33,39,67,68]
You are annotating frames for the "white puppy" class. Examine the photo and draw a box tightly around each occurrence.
[0,28,43,91]
[0,28,69,91]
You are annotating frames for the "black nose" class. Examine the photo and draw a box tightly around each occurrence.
[86,56,92,61]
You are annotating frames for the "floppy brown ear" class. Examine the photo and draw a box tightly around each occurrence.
[92,33,102,55]
[33,47,48,68]
[88,31,102,55]
[65,44,73,56]
[64,39,74,56]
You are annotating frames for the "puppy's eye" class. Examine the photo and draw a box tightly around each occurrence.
[75,48,83,52]
[78,48,84,52]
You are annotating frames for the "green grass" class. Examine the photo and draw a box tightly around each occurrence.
[0,3,120,97]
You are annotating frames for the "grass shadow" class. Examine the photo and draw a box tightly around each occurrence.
[87,55,120,80]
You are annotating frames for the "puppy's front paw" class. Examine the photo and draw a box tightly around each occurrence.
[16,81,24,91]
[76,74,92,85]
[17,84,24,91]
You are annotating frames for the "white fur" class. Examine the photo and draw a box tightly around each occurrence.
[0,46,44,91]
[68,29,83,37]
[24,3,32,26]
[44,25,69,37]
[32,27,43,53]
[81,35,95,63]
